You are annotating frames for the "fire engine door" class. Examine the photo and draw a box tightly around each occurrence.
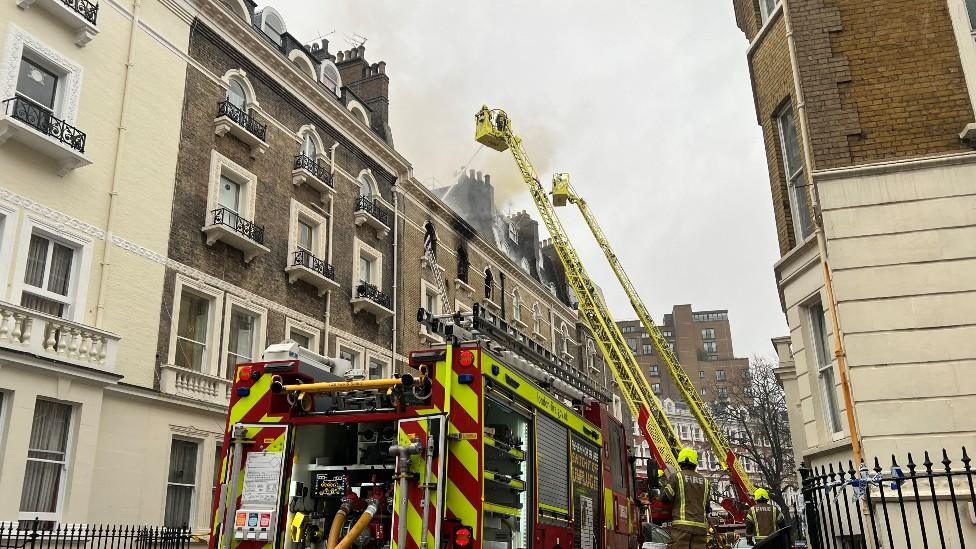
[391,416,447,549]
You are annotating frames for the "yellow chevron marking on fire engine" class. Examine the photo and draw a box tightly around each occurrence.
[445,477,478,533]
[451,437,479,481]
[228,375,272,426]
[406,496,424,549]
[452,381,479,422]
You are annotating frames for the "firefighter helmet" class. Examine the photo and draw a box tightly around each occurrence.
[677,447,698,466]
[754,488,770,502]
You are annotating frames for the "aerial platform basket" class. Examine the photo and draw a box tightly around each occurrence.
[475,106,511,151]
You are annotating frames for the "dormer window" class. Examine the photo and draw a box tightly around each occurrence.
[227,79,247,110]
[301,133,316,158]
[321,63,341,95]
[262,12,284,45]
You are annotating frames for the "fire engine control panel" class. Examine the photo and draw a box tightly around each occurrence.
[233,509,277,541]
[312,473,347,498]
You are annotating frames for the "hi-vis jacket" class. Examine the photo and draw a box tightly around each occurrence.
[745,503,785,540]
[661,470,711,534]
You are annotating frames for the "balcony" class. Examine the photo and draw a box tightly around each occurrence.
[353,196,390,239]
[351,281,393,320]
[201,206,269,263]
[292,153,336,201]
[16,0,99,46]
[159,364,231,406]
[697,350,720,361]
[0,301,120,375]
[0,97,90,175]
[213,100,268,158]
[286,249,339,296]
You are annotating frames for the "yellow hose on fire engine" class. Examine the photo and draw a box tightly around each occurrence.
[327,502,351,549]
[329,501,378,549]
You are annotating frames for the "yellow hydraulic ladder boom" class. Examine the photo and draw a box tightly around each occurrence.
[551,174,757,507]
[474,106,681,472]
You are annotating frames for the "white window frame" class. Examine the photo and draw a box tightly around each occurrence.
[0,205,17,296]
[347,100,369,126]
[220,69,259,112]
[207,150,257,223]
[168,275,224,377]
[284,317,321,354]
[337,341,362,372]
[296,125,326,162]
[365,353,392,380]
[19,398,75,524]
[703,341,718,353]
[420,279,442,315]
[586,340,596,372]
[288,199,329,260]
[353,238,383,288]
[808,300,844,436]
[10,214,93,322]
[255,6,287,46]
[776,102,813,243]
[164,436,202,529]
[454,299,472,315]
[511,288,523,323]
[1,25,83,123]
[759,0,781,23]
[531,303,542,336]
[319,60,342,95]
[220,295,267,379]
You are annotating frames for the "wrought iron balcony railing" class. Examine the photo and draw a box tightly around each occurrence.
[354,196,389,226]
[211,207,265,244]
[294,154,334,188]
[216,99,267,141]
[4,97,86,153]
[62,0,99,25]
[356,281,392,309]
[293,249,335,280]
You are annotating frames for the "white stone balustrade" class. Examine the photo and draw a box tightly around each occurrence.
[0,301,120,373]
[159,364,232,406]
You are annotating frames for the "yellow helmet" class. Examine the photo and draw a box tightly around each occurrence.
[677,447,698,466]
[657,469,665,478]
[754,488,770,502]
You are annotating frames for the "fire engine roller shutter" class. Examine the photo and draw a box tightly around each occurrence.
[571,434,601,549]
[537,412,570,512]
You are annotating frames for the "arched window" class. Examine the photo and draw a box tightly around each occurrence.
[320,62,341,94]
[260,9,285,45]
[512,289,522,322]
[483,267,493,300]
[301,132,316,158]
[532,303,541,334]
[227,79,247,109]
[358,171,376,198]
[456,247,469,284]
[348,101,369,125]
[423,221,437,260]
[586,340,596,371]
[560,322,570,354]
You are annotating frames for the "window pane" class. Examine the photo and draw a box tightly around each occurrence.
[968,0,976,29]
[290,331,310,349]
[168,440,198,484]
[164,485,193,528]
[339,348,358,369]
[359,256,371,284]
[218,176,241,213]
[302,134,316,158]
[20,461,63,514]
[227,80,246,109]
[175,339,205,371]
[322,65,339,92]
[28,401,71,455]
[298,221,313,251]
[47,242,73,296]
[358,177,372,197]
[24,234,49,289]
[178,292,209,343]
[368,359,386,379]
[779,106,803,178]
[17,58,58,110]
[226,310,256,376]
[20,401,72,515]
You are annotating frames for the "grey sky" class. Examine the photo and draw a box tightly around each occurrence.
[273,1,787,358]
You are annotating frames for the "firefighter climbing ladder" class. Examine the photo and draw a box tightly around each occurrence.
[423,231,454,316]
[551,175,757,506]
[474,106,681,472]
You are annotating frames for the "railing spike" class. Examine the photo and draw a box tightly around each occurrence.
[873,456,883,474]
[941,448,952,469]
[923,450,934,472]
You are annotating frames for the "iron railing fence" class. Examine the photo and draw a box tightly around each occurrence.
[3,97,87,153]
[800,446,975,549]
[293,249,335,280]
[356,281,391,309]
[293,154,334,188]
[354,196,389,226]
[0,520,190,549]
[215,100,266,141]
[211,207,265,245]
[61,0,99,25]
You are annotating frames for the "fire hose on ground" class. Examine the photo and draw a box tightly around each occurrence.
[326,499,378,549]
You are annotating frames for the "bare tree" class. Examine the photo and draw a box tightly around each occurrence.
[713,355,796,517]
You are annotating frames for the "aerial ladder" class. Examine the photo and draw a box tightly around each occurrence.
[474,106,681,473]
[551,174,757,512]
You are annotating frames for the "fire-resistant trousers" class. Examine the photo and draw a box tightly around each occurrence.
[668,528,708,549]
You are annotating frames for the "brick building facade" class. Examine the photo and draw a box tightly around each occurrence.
[733,1,976,532]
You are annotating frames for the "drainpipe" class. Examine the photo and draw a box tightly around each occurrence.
[391,179,401,374]
[781,0,863,467]
[94,0,142,327]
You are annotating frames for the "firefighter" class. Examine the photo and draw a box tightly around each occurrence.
[660,448,711,549]
[744,488,786,545]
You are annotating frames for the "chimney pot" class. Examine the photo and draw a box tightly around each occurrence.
[358,45,366,58]
[469,169,476,180]
[378,61,386,74]
[476,170,483,181]
[321,38,329,52]
[484,174,490,186]
[336,51,344,62]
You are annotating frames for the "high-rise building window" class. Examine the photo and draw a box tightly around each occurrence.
[717,387,729,400]
[810,301,842,434]
[649,365,659,376]
[652,383,661,394]
[699,370,705,379]
[715,370,726,382]
[702,328,715,340]
[777,102,813,243]
[20,400,72,524]
[703,341,718,354]
[642,344,653,355]
[626,338,638,352]
[165,439,199,528]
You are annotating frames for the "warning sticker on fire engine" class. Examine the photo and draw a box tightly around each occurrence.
[571,436,601,549]
[241,451,284,506]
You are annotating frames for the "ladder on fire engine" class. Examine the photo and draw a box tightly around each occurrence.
[551,175,757,506]
[474,106,681,472]
[423,232,454,316]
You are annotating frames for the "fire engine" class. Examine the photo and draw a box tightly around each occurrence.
[209,303,640,549]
